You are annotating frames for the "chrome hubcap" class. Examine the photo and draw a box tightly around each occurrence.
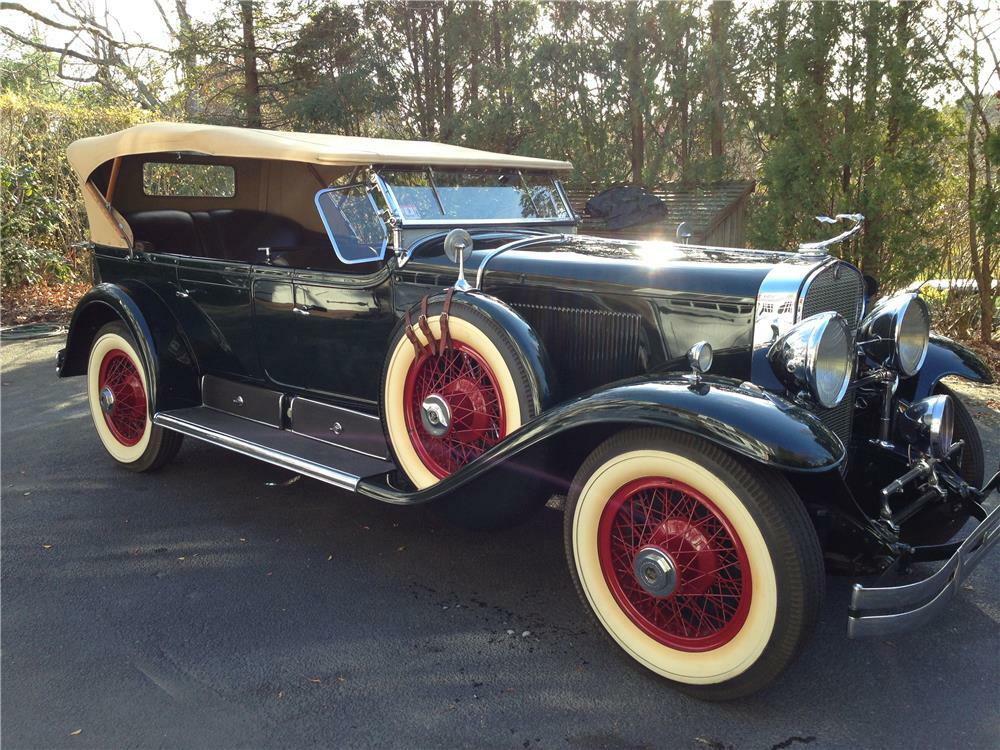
[420,394,451,437]
[633,546,678,597]
[99,386,116,415]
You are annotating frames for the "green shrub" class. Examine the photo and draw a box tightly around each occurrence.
[0,93,153,291]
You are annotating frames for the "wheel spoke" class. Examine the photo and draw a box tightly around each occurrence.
[599,476,751,651]
[405,342,507,478]
[97,348,147,446]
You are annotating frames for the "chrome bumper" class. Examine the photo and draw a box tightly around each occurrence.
[848,497,1000,638]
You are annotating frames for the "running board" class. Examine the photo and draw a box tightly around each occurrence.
[153,406,395,491]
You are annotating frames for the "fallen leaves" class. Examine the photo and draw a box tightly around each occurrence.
[2,281,90,325]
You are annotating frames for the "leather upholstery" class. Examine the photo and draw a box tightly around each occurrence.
[126,211,203,255]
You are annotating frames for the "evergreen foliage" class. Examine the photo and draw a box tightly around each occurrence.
[1,0,996,339]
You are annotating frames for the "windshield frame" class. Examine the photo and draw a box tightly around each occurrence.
[371,167,576,228]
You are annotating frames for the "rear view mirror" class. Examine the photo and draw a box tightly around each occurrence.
[315,184,388,265]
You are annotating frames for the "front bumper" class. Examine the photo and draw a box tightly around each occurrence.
[848,476,1000,638]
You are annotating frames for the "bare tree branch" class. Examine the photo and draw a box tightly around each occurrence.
[0,25,104,65]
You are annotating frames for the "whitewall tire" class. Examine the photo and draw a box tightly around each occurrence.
[564,428,824,700]
[86,322,181,472]
[380,297,550,530]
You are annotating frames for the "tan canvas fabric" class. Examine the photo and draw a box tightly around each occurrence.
[68,122,573,247]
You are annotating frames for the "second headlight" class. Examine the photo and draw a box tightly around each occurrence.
[859,292,930,377]
[767,312,854,408]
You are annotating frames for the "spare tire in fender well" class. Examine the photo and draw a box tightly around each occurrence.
[379,290,559,527]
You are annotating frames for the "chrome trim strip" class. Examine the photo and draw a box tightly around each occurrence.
[392,217,575,228]
[475,233,569,289]
[847,501,1000,637]
[752,257,828,350]
[153,412,361,490]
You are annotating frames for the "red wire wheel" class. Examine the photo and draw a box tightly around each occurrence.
[97,348,148,447]
[597,476,752,651]
[402,341,507,479]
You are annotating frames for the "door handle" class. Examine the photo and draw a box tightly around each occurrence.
[293,304,326,315]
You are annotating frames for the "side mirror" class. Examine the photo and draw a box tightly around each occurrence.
[443,228,473,291]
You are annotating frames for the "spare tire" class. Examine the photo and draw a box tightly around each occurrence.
[380,293,538,490]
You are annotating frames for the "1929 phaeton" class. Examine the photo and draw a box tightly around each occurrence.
[59,123,997,699]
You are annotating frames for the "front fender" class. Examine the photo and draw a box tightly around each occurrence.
[59,282,199,411]
[358,374,844,505]
[409,289,558,411]
[899,334,994,402]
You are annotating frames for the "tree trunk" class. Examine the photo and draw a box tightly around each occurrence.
[175,0,198,118]
[677,22,691,181]
[966,114,995,343]
[625,3,644,185]
[239,0,261,128]
[441,2,455,138]
[708,1,727,179]
[885,1,910,157]
[858,1,881,279]
[772,2,787,136]
[468,1,480,106]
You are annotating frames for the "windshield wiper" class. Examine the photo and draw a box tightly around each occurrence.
[427,167,446,216]
[518,170,541,215]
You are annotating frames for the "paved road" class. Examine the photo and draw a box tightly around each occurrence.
[2,338,998,750]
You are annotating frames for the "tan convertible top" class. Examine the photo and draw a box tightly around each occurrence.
[67,121,573,181]
[68,122,573,247]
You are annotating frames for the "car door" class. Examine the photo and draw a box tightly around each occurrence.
[260,182,395,404]
[175,256,260,379]
[252,264,302,388]
[292,268,395,404]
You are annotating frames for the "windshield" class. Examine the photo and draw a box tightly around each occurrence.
[378,168,572,223]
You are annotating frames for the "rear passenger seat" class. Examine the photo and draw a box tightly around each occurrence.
[126,209,364,271]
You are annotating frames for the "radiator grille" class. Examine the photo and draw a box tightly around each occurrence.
[799,261,865,334]
[799,261,865,448]
[513,303,642,394]
[817,388,855,448]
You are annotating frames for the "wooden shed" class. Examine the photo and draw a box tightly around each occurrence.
[566,181,756,247]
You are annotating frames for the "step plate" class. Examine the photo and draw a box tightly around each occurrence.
[154,406,395,490]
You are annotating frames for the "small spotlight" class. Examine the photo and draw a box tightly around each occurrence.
[687,341,713,380]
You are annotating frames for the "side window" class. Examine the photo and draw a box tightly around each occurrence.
[143,162,236,198]
[314,185,388,265]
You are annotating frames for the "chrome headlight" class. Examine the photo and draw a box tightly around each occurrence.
[860,293,930,377]
[767,312,854,408]
[898,394,954,458]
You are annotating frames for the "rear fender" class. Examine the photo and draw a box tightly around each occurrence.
[898,334,994,402]
[358,375,845,505]
[59,282,199,411]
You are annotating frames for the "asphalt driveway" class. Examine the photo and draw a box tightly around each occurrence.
[2,337,998,749]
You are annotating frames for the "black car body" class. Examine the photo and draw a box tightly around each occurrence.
[59,123,998,699]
